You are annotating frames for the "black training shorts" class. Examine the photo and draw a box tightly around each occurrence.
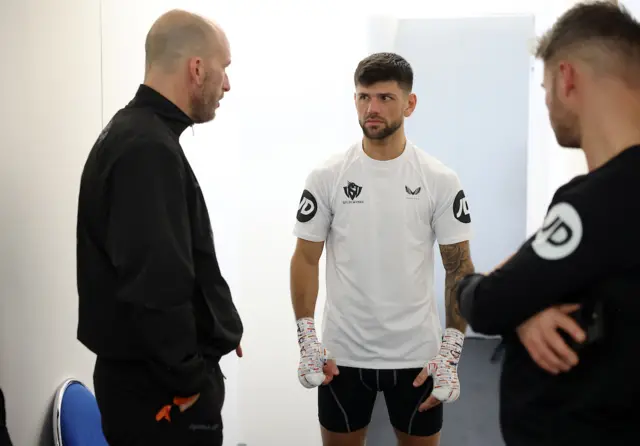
[318,366,443,437]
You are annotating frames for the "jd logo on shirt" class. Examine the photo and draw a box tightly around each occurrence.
[297,189,318,223]
[453,190,471,223]
[532,202,583,260]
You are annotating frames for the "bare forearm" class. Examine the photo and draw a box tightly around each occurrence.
[290,254,319,319]
[440,241,475,333]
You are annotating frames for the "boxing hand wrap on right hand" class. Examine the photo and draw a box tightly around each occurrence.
[426,328,465,403]
[296,317,329,389]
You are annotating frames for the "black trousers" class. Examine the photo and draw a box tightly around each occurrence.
[93,357,225,446]
[0,387,13,446]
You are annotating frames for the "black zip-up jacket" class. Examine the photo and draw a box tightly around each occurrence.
[457,146,640,446]
[76,85,243,397]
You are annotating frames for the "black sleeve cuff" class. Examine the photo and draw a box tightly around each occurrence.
[456,273,485,324]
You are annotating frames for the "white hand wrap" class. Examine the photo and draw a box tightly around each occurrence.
[426,328,465,402]
[296,317,328,389]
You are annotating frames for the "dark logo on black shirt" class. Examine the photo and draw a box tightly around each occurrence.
[297,190,318,223]
[453,190,471,223]
[343,182,362,200]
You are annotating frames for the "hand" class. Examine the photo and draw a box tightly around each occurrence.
[516,304,585,375]
[413,328,465,412]
[296,317,332,388]
[322,359,340,385]
[236,344,243,358]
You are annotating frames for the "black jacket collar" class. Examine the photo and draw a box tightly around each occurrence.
[128,84,193,137]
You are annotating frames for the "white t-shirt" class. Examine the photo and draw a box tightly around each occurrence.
[293,140,473,369]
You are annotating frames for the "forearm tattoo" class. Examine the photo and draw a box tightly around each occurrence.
[439,241,475,333]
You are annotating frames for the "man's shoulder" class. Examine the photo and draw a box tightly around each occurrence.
[555,147,640,204]
[544,170,620,244]
[99,109,179,156]
[83,109,183,183]
[108,107,173,146]
[409,143,459,180]
[307,142,359,179]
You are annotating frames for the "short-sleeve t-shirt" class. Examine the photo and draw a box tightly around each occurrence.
[293,140,473,369]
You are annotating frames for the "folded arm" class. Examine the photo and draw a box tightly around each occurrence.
[457,200,607,336]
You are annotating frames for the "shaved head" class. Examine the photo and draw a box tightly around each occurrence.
[145,9,220,73]
[535,2,640,150]
[143,9,231,124]
[535,2,640,85]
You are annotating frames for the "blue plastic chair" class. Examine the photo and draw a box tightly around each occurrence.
[52,379,109,446]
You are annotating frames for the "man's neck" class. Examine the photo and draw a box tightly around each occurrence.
[363,131,407,161]
[143,73,192,119]
[580,102,640,171]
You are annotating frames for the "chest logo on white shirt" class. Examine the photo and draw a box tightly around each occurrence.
[532,202,583,261]
[405,186,421,200]
[453,190,471,223]
[342,181,364,204]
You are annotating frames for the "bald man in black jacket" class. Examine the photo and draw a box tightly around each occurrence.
[76,9,242,446]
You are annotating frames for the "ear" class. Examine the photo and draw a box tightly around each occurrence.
[404,92,417,117]
[188,57,205,85]
[558,61,577,99]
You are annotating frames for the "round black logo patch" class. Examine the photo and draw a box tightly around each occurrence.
[453,190,471,223]
[297,189,318,223]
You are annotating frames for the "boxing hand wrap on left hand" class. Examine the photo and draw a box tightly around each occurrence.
[296,317,329,389]
[425,328,465,403]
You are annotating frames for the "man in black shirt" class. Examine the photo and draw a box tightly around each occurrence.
[456,2,640,446]
[76,9,243,446]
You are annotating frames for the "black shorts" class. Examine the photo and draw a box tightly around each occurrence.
[318,366,443,437]
[93,357,225,446]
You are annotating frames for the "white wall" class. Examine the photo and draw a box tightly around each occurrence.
[0,0,102,445]
[229,6,368,445]
[0,0,603,445]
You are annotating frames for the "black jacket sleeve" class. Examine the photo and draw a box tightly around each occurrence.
[106,140,206,397]
[457,195,611,336]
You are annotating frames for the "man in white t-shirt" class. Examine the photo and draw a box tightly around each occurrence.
[290,52,476,446]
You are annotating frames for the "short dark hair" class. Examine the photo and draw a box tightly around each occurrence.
[535,1,640,77]
[354,52,414,92]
